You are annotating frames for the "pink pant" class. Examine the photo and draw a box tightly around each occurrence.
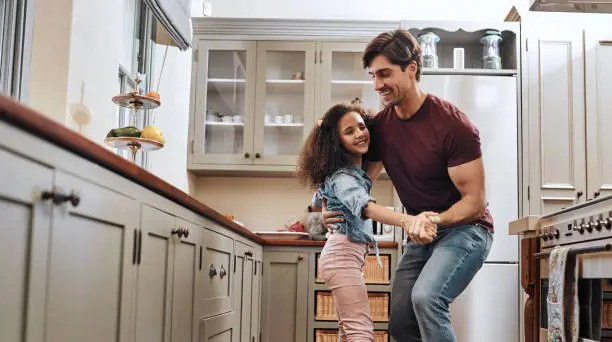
[319,233,374,342]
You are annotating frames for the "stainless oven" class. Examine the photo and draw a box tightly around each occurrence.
[536,196,612,342]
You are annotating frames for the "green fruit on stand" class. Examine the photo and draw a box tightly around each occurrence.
[106,126,141,138]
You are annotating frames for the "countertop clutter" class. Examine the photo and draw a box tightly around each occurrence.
[0,95,396,248]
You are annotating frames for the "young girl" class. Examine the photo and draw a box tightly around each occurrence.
[297,103,437,341]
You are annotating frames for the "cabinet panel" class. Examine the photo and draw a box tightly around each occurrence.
[585,31,612,200]
[235,242,254,342]
[253,41,317,166]
[0,148,53,342]
[199,313,237,342]
[136,205,175,342]
[193,40,257,165]
[45,170,138,342]
[171,219,200,342]
[199,228,234,318]
[319,42,382,116]
[260,251,309,342]
[527,29,586,215]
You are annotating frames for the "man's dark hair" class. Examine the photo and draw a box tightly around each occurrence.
[362,29,422,82]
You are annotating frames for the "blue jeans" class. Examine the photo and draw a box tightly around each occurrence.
[388,224,493,342]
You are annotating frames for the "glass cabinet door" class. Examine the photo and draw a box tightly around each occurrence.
[193,40,257,165]
[319,42,383,117]
[253,41,316,166]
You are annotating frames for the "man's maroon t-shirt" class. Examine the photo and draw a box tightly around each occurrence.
[366,94,494,232]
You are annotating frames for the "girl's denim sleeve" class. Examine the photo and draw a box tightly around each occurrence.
[331,173,374,218]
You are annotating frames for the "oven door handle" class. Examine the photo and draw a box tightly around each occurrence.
[534,243,612,259]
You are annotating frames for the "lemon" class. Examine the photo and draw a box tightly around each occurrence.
[141,125,165,145]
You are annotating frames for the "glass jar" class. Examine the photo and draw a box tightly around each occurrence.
[480,30,503,70]
[418,32,440,69]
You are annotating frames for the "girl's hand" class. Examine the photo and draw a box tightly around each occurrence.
[401,214,437,244]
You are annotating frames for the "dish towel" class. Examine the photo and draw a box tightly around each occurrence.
[547,246,579,342]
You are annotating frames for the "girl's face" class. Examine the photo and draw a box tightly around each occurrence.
[337,111,370,156]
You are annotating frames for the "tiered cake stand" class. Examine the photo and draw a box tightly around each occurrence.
[104,77,163,163]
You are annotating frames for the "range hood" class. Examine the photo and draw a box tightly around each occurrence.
[530,0,612,13]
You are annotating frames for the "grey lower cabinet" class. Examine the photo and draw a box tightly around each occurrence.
[260,249,310,342]
[234,242,262,342]
[199,312,238,342]
[0,120,264,342]
[0,146,138,342]
[136,204,200,342]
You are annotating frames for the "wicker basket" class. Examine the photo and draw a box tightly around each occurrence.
[315,329,388,342]
[316,291,389,322]
[316,254,390,284]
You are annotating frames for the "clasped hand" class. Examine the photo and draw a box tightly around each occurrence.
[321,199,439,245]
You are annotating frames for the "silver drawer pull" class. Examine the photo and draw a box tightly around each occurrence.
[209,264,217,278]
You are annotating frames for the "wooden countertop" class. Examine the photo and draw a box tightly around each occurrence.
[0,96,399,249]
[263,239,398,248]
[0,95,266,244]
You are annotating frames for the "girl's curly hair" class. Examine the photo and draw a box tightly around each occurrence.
[296,103,371,190]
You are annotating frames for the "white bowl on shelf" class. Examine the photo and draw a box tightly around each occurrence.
[254,231,309,240]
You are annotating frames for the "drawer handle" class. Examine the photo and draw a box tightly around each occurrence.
[297,254,304,261]
[245,251,253,257]
[219,265,227,279]
[209,265,217,278]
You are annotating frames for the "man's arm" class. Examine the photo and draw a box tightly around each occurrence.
[367,161,384,186]
[433,157,486,227]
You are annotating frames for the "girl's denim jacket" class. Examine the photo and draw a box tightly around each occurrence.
[312,165,382,267]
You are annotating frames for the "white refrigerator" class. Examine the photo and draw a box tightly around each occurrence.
[396,74,520,342]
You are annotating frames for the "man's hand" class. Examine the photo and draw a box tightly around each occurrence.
[401,213,437,244]
[322,198,343,232]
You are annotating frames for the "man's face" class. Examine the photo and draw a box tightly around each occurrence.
[367,55,417,107]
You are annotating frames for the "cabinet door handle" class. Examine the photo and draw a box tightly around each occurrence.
[41,188,80,207]
[219,265,227,279]
[594,191,601,198]
[255,153,261,159]
[245,251,253,257]
[209,264,217,278]
[199,246,203,270]
[244,152,250,158]
[137,230,142,265]
[297,254,304,261]
[577,191,584,198]
[132,230,138,265]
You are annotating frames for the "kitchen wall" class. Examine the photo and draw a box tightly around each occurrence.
[27,0,192,192]
[191,0,529,20]
[193,176,395,231]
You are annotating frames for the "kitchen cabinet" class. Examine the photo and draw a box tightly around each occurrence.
[260,250,310,342]
[584,29,612,202]
[199,226,235,319]
[188,18,401,174]
[199,312,238,342]
[190,39,317,169]
[0,145,138,342]
[188,38,387,175]
[0,114,266,342]
[136,205,200,342]
[0,147,53,342]
[234,242,262,342]
[525,22,612,215]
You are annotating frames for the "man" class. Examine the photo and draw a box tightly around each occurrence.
[322,29,494,342]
